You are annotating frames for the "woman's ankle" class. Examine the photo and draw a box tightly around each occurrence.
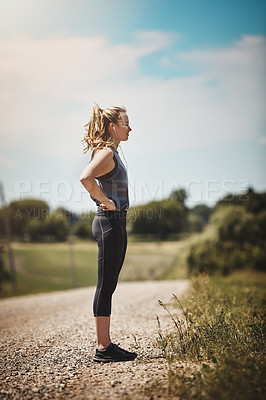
[97,341,111,351]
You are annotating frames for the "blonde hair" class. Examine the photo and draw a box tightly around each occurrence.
[81,103,127,154]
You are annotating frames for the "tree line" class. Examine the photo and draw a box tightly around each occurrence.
[0,188,212,242]
[0,187,265,279]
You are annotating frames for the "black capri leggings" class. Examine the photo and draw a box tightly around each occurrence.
[92,207,127,316]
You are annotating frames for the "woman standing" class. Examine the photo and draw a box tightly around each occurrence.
[80,104,137,363]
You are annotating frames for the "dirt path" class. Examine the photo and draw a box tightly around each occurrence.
[0,280,189,399]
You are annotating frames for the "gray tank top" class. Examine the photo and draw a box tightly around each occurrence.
[90,146,129,211]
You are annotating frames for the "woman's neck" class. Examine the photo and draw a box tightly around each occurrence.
[112,140,120,150]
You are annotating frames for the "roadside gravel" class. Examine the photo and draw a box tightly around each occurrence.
[0,280,189,399]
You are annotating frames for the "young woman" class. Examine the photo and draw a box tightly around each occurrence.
[80,104,137,363]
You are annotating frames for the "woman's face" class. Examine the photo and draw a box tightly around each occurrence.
[111,113,132,143]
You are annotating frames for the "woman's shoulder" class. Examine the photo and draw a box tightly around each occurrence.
[91,146,113,162]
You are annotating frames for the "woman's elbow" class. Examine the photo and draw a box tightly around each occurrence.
[80,175,89,183]
[80,174,94,184]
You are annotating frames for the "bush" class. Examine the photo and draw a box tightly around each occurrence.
[187,205,266,275]
[0,198,49,240]
[187,204,212,232]
[70,212,95,239]
[214,187,266,215]
[25,213,69,242]
[130,199,187,240]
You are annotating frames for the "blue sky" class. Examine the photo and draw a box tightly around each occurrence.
[0,0,265,212]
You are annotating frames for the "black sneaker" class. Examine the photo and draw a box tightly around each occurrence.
[93,343,137,363]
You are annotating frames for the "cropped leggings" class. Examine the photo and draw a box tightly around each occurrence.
[92,207,127,316]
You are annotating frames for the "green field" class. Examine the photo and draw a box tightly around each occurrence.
[1,238,188,298]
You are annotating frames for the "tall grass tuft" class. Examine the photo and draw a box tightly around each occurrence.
[154,273,266,400]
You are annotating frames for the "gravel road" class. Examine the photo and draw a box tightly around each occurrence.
[0,280,189,400]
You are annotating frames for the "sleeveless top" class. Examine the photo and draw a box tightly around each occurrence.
[89,146,129,211]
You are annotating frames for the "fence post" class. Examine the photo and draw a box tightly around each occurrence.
[68,234,77,288]
[0,182,17,289]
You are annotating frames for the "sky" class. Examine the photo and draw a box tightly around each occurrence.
[0,0,265,213]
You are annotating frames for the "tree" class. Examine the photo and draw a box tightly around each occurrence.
[71,211,95,239]
[214,187,266,215]
[130,199,187,240]
[54,207,79,226]
[25,212,69,242]
[187,204,212,232]
[169,188,188,205]
[0,198,49,240]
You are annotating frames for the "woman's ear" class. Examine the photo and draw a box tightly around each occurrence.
[109,122,115,134]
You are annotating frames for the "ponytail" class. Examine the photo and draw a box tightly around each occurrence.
[81,103,126,154]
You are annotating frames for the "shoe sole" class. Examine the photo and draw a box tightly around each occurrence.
[93,355,137,363]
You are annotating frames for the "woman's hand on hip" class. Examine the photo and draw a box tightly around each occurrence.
[100,198,117,211]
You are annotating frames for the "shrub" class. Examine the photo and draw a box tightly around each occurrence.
[70,212,95,239]
[187,205,266,275]
[187,204,212,232]
[0,198,49,240]
[130,199,187,240]
[25,213,69,242]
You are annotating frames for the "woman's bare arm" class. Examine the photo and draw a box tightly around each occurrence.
[80,147,116,210]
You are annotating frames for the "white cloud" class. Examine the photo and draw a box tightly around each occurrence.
[0,31,177,153]
[0,32,265,169]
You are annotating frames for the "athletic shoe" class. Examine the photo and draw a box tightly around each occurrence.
[93,342,137,363]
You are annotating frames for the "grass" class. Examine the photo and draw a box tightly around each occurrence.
[0,238,187,298]
[1,241,98,297]
[146,271,266,400]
